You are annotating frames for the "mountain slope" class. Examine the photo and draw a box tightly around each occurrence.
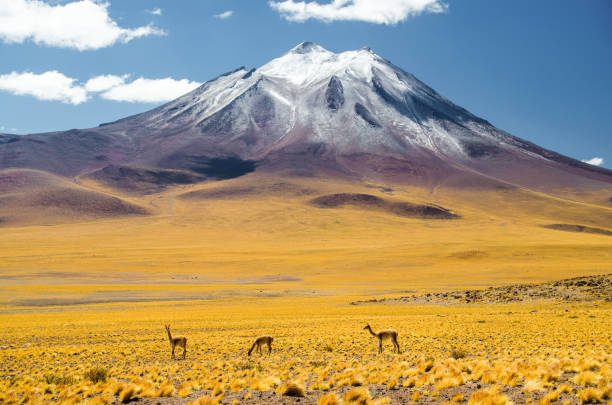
[1,42,610,199]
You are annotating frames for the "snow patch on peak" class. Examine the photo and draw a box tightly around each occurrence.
[259,44,384,88]
[289,41,331,55]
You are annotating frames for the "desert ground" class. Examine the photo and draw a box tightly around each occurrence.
[1,171,611,404]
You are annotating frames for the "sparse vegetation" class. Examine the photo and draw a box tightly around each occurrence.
[0,279,610,404]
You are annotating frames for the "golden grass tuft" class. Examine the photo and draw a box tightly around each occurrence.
[281,380,306,397]
[468,388,510,405]
[83,366,108,384]
[317,392,340,405]
[188,396,219,405]
[154,381,175,397]
[344,387,372,405]
[574,372,603,387]
[577,388,604,404]
[118,383,140,403]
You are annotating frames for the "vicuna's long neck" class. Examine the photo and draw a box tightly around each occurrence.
[166,328,173,343]
[366,325,377,337]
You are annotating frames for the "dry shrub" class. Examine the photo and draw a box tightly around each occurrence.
[317,392,340,405]
[577,388,604,404]
[451,348,468,359]
[84,366,108,384]
[344,387,372,405]
[212,383,224,397]
[350,374,366,387]
[468,388,510,405]
[412,391,421,402]
[154,381,175,397]
[574,372,602,387]
[539,390,560,405]
[188,396,219,405]
[177,381,194,398]
[119,384,140,403]
[44,374,75,386]
[251,375,280,391]
[281,381,305,397]
[453,393,465,402]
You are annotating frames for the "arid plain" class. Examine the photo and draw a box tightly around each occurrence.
[1,170,611,404]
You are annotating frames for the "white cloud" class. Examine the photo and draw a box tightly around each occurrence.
[0,70,88,104]
[0,0,166,50]
[269,0,447,24]
[147,7,162,16]
[100,77,201,103]
[582,157,604,166]
[85,74,129,92]
[214,10,234,19]
[0,70,201,104]
[0,125,18,132]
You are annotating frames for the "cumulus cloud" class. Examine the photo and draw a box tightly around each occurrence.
[100,77,201,103]
[214,10,234,19]
[269,0,447,24]
[0,70,88,104]
[85,74,129,92]
[147,7,162,16]
[0,70,201,104]
[0,0,166,50]
[582,157,604,166]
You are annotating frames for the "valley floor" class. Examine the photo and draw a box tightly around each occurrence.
[1,294,610,404]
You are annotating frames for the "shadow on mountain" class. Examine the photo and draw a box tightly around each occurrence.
[542,224,612,236]
[183,157,256,179]
[179,182,317,200]
[309,193,459,219]
[82,165,206,195]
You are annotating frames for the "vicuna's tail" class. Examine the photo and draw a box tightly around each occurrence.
[248,342,256,356]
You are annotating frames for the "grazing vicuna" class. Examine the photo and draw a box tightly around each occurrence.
[364,323,400,354]
[248,335,273,356]
[164,324,187,359]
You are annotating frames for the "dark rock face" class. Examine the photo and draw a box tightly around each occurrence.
[242,68,256,79]
[461,141,502,158]
[354,103,380,127]
[325,76,344,110]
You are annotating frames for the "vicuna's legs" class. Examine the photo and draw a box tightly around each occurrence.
[393,336,401,353]
[378,337,383,354]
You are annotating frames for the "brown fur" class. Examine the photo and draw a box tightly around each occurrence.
[364,323,400,354]
[164,324,187,359]
[248,335,273,356]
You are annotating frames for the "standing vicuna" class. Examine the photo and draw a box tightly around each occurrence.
[248,335,273,356]
[164,324,187,359]
[364,323,400,354]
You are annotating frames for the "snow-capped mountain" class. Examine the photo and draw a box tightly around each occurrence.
[1,42,610,192]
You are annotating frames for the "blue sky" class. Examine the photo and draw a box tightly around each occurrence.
[0,0,610,168]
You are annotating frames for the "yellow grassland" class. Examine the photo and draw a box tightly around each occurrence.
[0,173,611,403]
